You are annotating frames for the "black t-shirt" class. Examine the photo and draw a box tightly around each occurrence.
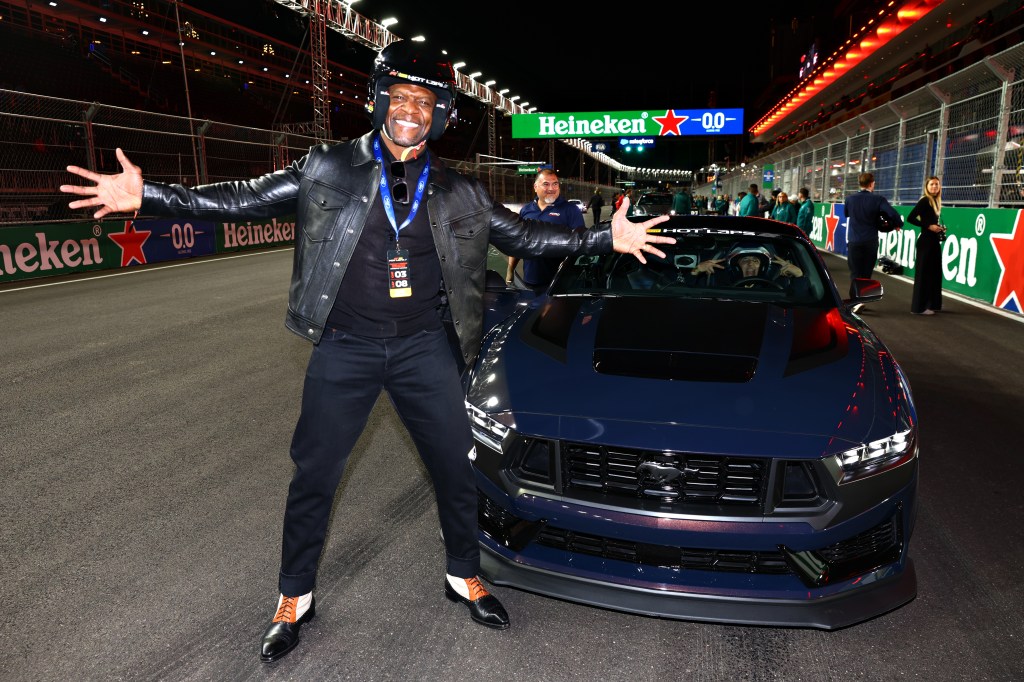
[326,146,443,337]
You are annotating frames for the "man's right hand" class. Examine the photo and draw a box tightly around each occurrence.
[60,147,143,219]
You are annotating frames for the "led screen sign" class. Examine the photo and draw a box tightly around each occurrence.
[512,109,744,138]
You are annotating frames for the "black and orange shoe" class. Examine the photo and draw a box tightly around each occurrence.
[444,575,510,630]
[259,593,315,662]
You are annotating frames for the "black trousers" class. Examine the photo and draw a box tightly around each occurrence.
[911,232,943,313]
[591,207,601,224]
[278,326,478,596]
[847,240,879,298]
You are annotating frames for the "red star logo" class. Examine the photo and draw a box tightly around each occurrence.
[825,203,841,251]
[991,210,1024,312]
[108,220,151,267]
[653,110,688,136]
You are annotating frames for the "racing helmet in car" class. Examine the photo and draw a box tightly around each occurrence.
[726,243,773,275]
[365,40,458,140]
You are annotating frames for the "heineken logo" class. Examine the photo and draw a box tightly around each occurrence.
[512,108,745,139]
[537,113,650,137]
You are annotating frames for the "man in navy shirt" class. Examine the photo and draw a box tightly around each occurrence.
[843,172,903,307]
[506,169,586,291]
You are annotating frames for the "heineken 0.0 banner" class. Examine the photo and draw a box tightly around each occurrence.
[0,216,295,284]
[806,204,1024,315]
[512,109,745,138]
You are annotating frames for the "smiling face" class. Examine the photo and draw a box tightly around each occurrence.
[382,82,437,152]
[534,170,561,205]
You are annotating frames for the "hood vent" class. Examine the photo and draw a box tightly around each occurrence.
[594,349,757,382]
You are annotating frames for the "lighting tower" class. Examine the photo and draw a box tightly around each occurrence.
[308,0,331,142]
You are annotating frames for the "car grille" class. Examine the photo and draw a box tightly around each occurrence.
[536,526,791,574]
[478,493,904,587]
[560,442,769,509]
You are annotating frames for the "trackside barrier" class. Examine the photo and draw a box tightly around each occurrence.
[3,204,1022,317]
[805,203,1023,315]
[0,215,296,283]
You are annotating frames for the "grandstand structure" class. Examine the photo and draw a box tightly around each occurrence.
[693,1,1024,208]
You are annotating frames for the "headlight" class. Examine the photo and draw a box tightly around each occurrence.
[833,427,916,483]
[466,402,511,453]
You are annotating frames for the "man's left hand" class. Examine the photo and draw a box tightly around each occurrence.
[610,196,674,263]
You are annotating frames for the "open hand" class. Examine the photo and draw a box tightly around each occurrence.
[610,196,674,263]
[60,147,143,219]
[694,258,724,275]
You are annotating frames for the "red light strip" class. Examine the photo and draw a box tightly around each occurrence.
[750,0,943,137]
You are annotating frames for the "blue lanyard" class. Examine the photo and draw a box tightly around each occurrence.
[373,136,430,241]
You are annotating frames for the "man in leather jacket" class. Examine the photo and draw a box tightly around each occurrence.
[60,40,672,663]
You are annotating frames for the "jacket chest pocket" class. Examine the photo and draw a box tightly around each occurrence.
[447,215,488,270]
[303,182,352,242]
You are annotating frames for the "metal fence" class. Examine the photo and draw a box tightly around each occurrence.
[0,89,613,225]
[695,41,1024,209]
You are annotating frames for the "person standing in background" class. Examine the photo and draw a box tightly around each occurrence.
[507,169,586,290]
[730,191,746,216]
[796,187,814,235]
[771,190,797,224]
[907,176,945,315]
[761,188,779,217]
[614,187,634,216]
[739,184,760,216]
[843,172,904,309]
[672,187,692,216]
[714,194,728,215]
[585,186,605,225]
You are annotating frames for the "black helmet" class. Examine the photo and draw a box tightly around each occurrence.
[366,40,457,141]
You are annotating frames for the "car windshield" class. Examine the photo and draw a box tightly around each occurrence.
[549,228,831,306]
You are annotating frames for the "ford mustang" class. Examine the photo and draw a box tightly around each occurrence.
[464,215,918,629]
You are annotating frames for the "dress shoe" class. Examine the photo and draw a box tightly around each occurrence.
[260,593,315,663]
[444,576,510,630]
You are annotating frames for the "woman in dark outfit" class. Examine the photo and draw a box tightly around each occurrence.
[908,176,945,315]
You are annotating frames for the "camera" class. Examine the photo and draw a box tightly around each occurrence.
[878,255,903,275]
[938,223,948,243]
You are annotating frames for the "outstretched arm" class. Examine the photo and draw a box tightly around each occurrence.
[609,196,674,263]
[60,147,143,219]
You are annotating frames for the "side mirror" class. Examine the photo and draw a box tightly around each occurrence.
[846,277,883,305]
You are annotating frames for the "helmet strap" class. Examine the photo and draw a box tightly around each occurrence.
[400,140,427,161]
[380,127,427,161]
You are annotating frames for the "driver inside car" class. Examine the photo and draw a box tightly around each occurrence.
[689,243,805,291]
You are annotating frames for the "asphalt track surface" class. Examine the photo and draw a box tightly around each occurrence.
[2,230,1023,681]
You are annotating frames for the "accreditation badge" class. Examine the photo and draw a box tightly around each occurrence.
[387,249,411,298]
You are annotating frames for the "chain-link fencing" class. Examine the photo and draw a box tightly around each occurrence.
[1,89,617,226]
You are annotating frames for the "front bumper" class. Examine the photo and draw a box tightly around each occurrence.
[481,545,916,630]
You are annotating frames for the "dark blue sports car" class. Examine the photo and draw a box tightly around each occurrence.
[464,215,918,629]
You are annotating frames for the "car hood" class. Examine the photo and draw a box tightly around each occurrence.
[467,295,901,459]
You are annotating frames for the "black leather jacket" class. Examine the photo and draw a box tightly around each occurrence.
[141,131,613,363]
